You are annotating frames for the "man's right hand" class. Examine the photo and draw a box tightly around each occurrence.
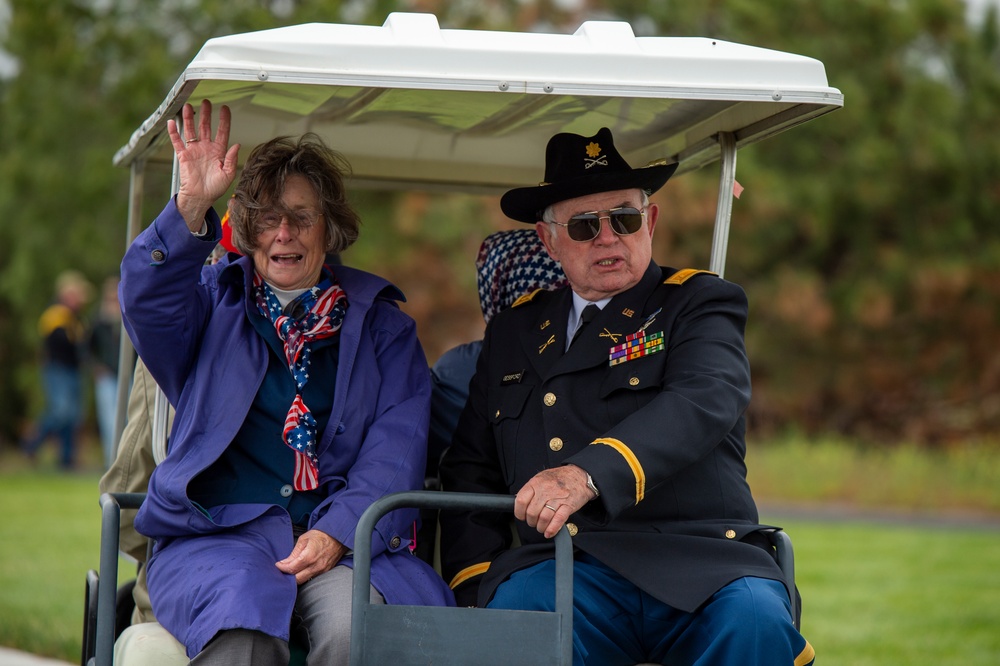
[514,464,595,539]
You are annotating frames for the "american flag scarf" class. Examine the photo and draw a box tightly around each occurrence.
[253,267,348,491]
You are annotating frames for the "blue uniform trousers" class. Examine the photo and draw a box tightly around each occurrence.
[488,552,814,666]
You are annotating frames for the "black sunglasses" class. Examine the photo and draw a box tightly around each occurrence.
[551,206,646,242]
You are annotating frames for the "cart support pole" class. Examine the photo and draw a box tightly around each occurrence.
[112,161,144,456]
[94,495,121,666]
[93,494,146,666]
[709,132,737,279]
[149,148,184,464]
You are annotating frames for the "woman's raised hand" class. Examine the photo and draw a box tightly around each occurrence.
[166,99,241,231]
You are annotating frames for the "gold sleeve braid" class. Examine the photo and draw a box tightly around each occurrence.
[590,437,646,504]
[449,562,491,590]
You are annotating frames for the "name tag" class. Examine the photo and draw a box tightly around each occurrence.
[501,370,525,385]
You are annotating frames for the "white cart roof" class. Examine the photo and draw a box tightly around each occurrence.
[113,12,842,192]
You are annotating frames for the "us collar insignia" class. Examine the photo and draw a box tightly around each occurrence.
[540,319,551,330]
[609,329,665,366]
[622,308,635,318]
[599,328,621,344]
[539,334,556,355]
[584,141,608,170]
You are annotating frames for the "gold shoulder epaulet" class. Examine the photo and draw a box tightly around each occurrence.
[663,268,717,285]
[511,288,543,308]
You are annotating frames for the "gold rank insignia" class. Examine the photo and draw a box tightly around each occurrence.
[584,141,609,169]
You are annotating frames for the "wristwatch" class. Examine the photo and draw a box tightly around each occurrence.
[585,473,600,498]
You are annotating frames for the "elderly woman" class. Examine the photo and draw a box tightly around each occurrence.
[119,100,453,665]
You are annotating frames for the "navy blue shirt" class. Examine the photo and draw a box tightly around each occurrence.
[188,301,339,527]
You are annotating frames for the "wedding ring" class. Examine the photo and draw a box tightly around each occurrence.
[544,503,558,511]
[187,138,199,143]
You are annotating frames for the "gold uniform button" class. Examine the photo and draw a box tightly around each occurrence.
[629,377,640,386]
[495,409,501,419]
[566,523,579,537]
[543,392,557,407]
[549,437,563,452]
[725,529,737,539]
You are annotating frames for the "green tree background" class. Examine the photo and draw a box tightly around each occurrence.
[1,0,998,450]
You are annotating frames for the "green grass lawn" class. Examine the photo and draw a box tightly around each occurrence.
[0,468,108,662]
[1,441,998,664]
[748,436,1000,515]
[762,517,1000,664]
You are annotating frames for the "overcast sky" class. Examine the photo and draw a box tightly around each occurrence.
[967,0,1000,22]
[0,0,14,79]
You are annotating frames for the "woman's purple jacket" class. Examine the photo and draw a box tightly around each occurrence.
[120,199,454,655]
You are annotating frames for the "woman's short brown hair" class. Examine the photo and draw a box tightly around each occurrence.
[227,133,360,255]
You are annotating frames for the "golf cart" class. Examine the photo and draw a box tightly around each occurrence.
[83,12,842,666]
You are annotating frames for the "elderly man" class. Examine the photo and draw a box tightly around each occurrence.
[439,128,813,665]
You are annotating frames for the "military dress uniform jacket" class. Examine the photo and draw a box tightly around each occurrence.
[440,261,784,611]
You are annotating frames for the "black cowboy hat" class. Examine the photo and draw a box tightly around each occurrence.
[500,127,678,223]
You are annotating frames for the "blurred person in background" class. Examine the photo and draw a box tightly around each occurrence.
[88,275,121,468]
[22,269,93,470]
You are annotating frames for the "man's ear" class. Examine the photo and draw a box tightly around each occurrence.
[645,203,658,239]
[535,222,559,261]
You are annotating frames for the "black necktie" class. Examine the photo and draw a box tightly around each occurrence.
[572,304,601,346]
